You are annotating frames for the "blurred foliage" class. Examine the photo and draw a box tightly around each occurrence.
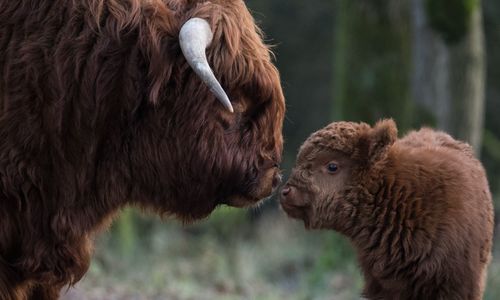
[68,211,366,300]
[334,0,416,131]
[425,0,479,44]
[113,208,137,257]
[483,130,500,163]
[482,0,500,204]
[306,233,361,299]
[246,0,336,168]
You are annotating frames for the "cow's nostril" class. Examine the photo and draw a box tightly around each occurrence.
[281,186,291,197]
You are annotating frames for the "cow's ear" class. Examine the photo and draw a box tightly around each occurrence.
[358,119,397,163]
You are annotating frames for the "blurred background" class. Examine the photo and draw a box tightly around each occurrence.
[65,0,500,299]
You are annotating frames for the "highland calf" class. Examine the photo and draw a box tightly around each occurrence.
[0,0,285,298]
[281,120,494,300]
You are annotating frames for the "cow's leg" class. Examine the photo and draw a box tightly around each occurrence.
[29,285,60,300]
[0,260,32,300]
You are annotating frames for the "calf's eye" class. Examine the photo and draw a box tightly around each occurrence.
[327,163,338,174]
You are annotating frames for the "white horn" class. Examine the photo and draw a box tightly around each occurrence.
[179,18,234,113]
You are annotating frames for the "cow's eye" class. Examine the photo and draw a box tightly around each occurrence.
[326,163,338,174]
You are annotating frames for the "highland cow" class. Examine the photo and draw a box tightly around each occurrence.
[280,120,494,300]
[0,0,285,298]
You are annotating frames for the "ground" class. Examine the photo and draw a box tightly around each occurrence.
[61,207,500,300]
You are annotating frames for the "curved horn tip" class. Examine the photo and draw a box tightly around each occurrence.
[222,99,234,113]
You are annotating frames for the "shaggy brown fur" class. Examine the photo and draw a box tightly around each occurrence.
[280,120,494,300]
[0,0,285,298]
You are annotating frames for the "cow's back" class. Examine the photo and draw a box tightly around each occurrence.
[395,128,494,299]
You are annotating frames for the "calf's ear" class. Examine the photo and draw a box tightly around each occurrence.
[358,119,398,163]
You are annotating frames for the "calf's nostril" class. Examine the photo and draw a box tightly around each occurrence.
[281,186,291,197]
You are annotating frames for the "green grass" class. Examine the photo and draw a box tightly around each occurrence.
[63,207,500,300]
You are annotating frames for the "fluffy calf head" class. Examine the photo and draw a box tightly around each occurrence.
[280,120,397,230]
